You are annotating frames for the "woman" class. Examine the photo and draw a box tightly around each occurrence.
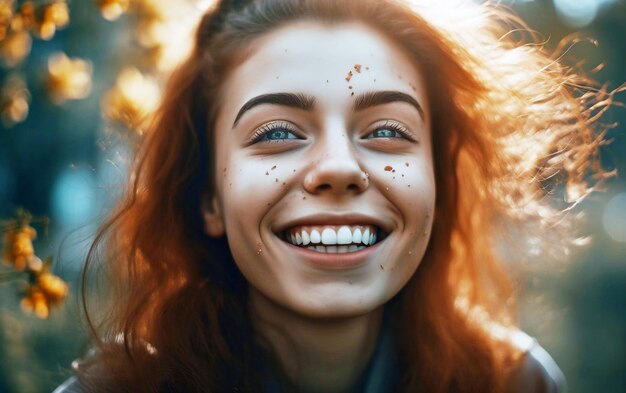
[56,0,612,391]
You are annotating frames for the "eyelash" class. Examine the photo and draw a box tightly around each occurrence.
[250,121,301,144]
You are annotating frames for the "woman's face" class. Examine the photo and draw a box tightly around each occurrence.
[207,21,435,318]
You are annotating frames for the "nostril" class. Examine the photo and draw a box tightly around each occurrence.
[317,184,332,191]
[347,184,360,191]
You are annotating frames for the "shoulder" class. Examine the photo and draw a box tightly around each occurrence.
[52,376,85,393]
[506,330,567,393]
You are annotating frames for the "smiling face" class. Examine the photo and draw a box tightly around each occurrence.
[206,21,435,318]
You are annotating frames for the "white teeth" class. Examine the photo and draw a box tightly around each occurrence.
[307,246,315,250]
[326,245,337,253]
[310,229,321,244]
[285,225,381,249]
[362,228,370,245]
[337,245,348,253]
[315,245,325,253]
[337,226,352,245]
[321,228,337,245]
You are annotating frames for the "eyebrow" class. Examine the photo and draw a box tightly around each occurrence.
[232,90,424,127]
[353,90,425,120]
[233,93,316,127]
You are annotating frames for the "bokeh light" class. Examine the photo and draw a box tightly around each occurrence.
[602,192,626,242]
[50,167,98,229]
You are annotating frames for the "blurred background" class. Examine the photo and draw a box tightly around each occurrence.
[0,0,624,392]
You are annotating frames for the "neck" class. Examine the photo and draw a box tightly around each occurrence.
[249,289,383,393]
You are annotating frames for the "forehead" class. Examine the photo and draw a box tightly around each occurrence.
[217,21,427,118]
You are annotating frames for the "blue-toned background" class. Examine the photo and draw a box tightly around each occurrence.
[0,1,624,392]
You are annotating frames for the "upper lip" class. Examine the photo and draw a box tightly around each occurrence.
[272,213,393,235]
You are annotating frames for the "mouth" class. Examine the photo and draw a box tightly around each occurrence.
[279,224,387,254]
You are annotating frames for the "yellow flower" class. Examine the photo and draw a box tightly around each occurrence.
[0,74,30,127]
[95,0,130,21]
[21,288,49,319]
[36,1,69,40]
[38,271,69,301]
[46,52,93,103]
[102,67,160,134]
[2,224,36,271]
[0,29,31,66]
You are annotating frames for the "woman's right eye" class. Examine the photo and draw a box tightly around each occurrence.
[250,121,302,144]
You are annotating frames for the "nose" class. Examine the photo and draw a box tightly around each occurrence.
[303,139,368,196]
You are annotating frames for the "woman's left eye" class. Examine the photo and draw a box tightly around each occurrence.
[365,121,412,140]
[369,129,402,138]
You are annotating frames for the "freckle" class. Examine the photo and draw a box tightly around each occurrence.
[408,185,411,188]
[302,196,306,200]
[326,80,329,83]
[392,176,395,179]
[398,74,402,79]
[293,169,296,172]
[267,202,271,206]
[380,264,384,270]
[265,171,269,175]
[276,76,279,79]
[345,71,353,82]
[373,79,376,82]
[351,92,354,96]
[354,64,362,73]
[271,165,276,170]
[401,174,404,177]
[405,162,409,167]
[348,86,353,89]
[384,165,393,171]
[282,182,286,186]
[275,178,279,182]
[392,169,396,173]
[365,66,370,70]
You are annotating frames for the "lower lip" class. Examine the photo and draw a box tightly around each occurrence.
[280,238,383,269]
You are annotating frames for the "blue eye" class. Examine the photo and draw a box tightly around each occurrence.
[260,129,299,141]
[366,121,412,140]
[370,129,402,138]
[251,121,301,144]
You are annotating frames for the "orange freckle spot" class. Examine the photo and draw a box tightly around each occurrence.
[354,64,362,73]
[282,182,286,186]
[384,166,393,171]
[345,71,353,82]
